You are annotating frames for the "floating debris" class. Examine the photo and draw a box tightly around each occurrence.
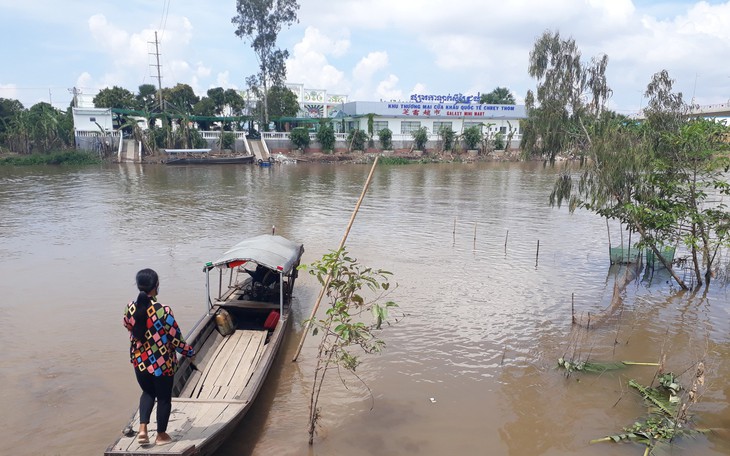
[557,358,659,374]
[591,371,710,453]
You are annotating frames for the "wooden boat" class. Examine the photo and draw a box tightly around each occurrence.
[165,155,254,165]
[105,234,304,456]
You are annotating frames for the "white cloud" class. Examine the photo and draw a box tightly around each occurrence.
[352,51,388,82]
[195,63,212,79]
[375,75,403,102]
[215,71,239,90]
[286,26,348,91]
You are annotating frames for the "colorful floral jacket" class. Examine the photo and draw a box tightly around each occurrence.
[123,299,195,376]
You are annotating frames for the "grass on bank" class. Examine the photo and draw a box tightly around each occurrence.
[0,150,102,166]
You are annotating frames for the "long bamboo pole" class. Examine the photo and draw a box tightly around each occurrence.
[292,155,380,362]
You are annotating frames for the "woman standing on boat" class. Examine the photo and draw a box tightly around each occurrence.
[123,268,195,446]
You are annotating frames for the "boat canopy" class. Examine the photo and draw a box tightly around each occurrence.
[205,235,304,274]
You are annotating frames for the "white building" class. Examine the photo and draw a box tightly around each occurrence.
[340,99,525,137]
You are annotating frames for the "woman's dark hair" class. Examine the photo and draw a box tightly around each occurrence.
[132,268,159,341]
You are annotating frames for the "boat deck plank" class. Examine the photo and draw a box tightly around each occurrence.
[223,331,266,399]
[106,399,248,455]
[190,331,243,398]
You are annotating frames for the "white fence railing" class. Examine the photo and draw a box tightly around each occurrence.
[75,130,122,137]
[263,131,522,143]
[200,131,248,140]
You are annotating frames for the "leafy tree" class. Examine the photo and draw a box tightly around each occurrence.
[163,83,199,113]
[193,97,217,130]
[28,102,62,152]
[265,85,299,119]
[315,121,335,152]
[378,127,392,150]
[207,87,226,115]
[223,89,245,116]
[289,126,310,150]
[549,70,730,290]
[521,30,612,161]
[232,0,300,126]
[0,98,24,144]
[411,126,428,151]
[93,86,136,109]
[642,69,688,155]
[5,109,32,153]
[136,84,158,112]
[480,87,516,105]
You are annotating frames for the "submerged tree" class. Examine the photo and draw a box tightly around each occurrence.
[550,70,730,290]
[232,0,299,127]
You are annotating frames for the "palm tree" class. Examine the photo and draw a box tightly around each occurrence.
[480,87,516,105]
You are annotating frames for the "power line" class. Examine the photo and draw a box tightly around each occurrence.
[159,0,171,41]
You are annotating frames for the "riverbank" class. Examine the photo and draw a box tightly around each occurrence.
[137,148,525,165]
[0,150,101,166]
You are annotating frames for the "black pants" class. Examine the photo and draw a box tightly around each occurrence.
[134,369,174,433]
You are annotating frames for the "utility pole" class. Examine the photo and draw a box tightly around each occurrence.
[149,31,163,110]
[68,87,81,107]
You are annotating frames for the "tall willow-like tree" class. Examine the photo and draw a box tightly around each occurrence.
[521,30,612,161]
[232,0,299,128]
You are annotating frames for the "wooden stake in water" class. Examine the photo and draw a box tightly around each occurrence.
[453,217,457,245]
[292,156,380,362]
[535,239,540,268]
[571,293,575,324]
[504,230,509,254]
[473,222,477,250]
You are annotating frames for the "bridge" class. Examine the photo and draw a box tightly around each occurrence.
[689,102,730,118]
[633,102,730,120]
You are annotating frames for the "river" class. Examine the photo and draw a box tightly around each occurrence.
[0,161,728,455]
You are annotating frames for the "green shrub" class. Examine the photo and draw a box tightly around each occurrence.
[347,129,368,151]
[411,126,428,151]
[378,128,393,150]
[462,126,482,150]
[190,129,208,149]
[378,156,410,165]
[494,132,505,150]
[220,131,236,150]
[316,123,336,152]
[439,125,455,151]
[290,127,311,150]
[0,150,101,166]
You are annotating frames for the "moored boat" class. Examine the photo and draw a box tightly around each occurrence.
[105,234,304,456]
[165,155,254,165]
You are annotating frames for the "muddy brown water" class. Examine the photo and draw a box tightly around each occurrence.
[0,162,728,456]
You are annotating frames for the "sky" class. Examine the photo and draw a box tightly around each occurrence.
[1,0,729,116]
